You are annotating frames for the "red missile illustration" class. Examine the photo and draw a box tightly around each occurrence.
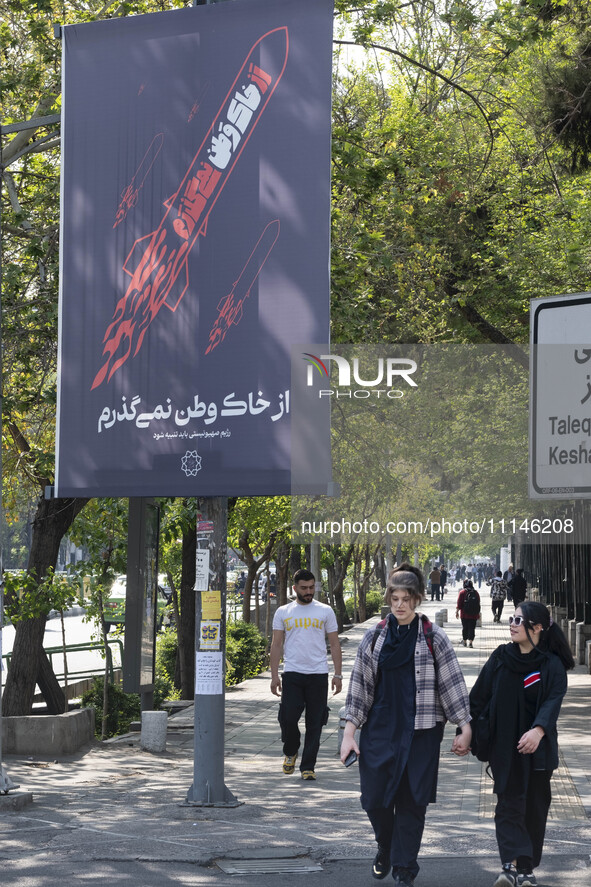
[113,132,164,228]
[92,26,289,390]
[205,219,280,355]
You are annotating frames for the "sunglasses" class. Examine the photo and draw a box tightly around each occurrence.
[508,615,529,626]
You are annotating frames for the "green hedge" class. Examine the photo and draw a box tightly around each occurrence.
[81,676,170,739]
[226,621,267,686]
[81,621,268,736]
[345,589,384,621]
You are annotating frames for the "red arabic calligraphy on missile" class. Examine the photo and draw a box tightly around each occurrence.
[92,27,289,390]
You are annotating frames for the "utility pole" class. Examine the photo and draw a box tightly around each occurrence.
[186,496,239,806]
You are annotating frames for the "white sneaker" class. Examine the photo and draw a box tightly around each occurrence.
[494,864,517,887]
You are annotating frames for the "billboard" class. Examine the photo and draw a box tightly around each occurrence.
[56,0,333,496]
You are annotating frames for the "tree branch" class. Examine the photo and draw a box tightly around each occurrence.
[334,39,494,181]
[2,93,59,167]
[7,420,52,491]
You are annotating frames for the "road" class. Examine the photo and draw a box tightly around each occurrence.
[1,611,121,690]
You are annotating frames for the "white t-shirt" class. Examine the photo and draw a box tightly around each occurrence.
[273,598,338,674]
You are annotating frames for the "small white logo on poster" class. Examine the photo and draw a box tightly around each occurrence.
[181,450,202,476]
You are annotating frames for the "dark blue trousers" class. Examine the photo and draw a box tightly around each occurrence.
[366,766,427,879]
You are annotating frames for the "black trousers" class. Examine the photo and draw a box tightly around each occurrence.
[366,767,427,879]
[461,617,476,641]
[279,672,328,772]
[430,584,441,601]
[495,769,552,870]
[492,599,505,619]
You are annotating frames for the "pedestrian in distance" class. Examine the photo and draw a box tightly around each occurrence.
[439,564,448,596]
[270,569,342,781]
[340,564,472,887]
[488,570,509,622]
[511,569,527,608]
[469,601,575,887]
[504,563,515,602]
[456,579,480,647]
[429,565,441,601]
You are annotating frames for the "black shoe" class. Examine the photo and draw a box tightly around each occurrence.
[372,848,390,880]
[517,873,537,887]
[393,870,415,886]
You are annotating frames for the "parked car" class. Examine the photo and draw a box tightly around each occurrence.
[103,574,172,631]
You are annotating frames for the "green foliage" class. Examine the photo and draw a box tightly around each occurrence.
[345,589,384,619]
[81,678,141,739]
[155,627,180,697]
[225,621,267,686]
[81,675,172,738]
[3,566,78,623]
[153,622,267,690]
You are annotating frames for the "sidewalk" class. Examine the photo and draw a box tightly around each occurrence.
[1,593,590,885]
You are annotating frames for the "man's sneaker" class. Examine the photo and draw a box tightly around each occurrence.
[494,863,518,886]
[393,870,415,886]
[517,873,538,887]
[301,770,316,780]
[282,754,297,774]
[371,848,390,880]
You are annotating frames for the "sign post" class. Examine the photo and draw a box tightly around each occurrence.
[530,293,591,498]
[186,497,239,806]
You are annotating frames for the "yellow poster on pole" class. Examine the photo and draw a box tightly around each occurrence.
[201,590,221,620]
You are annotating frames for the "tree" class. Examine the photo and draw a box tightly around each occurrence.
[228,497,290,624]
[159,497,199,700]
[0,0,192,715]
[330,2,591,349]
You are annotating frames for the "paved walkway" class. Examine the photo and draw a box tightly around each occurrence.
[1,593,590,885]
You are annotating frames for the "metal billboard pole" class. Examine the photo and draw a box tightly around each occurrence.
[184,0,239,811]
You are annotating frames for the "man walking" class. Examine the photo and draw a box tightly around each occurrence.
[429,565,441,601]
[270,569,342,780]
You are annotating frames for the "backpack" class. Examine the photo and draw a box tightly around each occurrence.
[463,589,480,616]
[371,614,435,662]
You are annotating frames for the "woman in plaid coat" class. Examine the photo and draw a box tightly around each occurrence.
[340,564,471,887]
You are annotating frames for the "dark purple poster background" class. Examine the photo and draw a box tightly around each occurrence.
[56,0,332,496]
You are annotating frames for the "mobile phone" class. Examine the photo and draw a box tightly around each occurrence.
[344,750,358,767]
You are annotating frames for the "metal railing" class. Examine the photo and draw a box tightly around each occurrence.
[2,638,123,685]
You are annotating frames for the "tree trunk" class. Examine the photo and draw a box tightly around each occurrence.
[3,494,88,716]
[326,543,354,632]
[289,546,302,577]
[37,648,68,715]
[178,520,196,699]
[275,539,290,606]
[239,528,277,622]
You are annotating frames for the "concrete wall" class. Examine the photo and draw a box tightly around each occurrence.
[2,707,95,756]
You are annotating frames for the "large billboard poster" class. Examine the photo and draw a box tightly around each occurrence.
[56,0,333,497]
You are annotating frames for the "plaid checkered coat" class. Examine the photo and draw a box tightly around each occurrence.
[345,614,471,731]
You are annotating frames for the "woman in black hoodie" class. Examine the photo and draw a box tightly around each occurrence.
[469,601,574,887]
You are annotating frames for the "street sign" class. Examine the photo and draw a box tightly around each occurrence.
[530,293,591,498]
